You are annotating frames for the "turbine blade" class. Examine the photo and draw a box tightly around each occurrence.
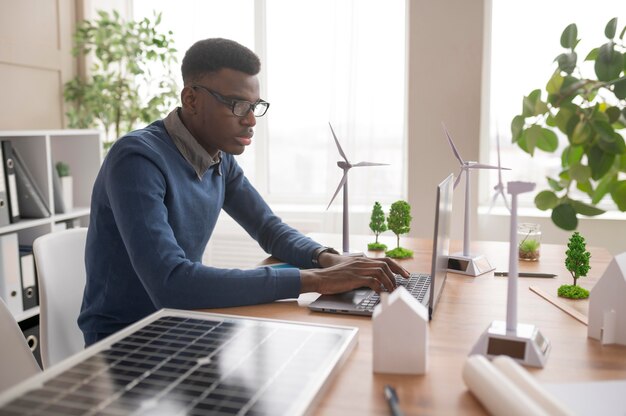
[468,162,511,170]
[352,161,389,167]
[328,122,349,163]
[453,169,464,189]
[326,170,349,210]
[441,122,464,165]
[500,189,511,212]
[487,191,499,214]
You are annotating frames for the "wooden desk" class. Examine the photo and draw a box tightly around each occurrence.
[205,234,626,415]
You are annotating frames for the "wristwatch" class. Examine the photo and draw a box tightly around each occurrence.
[311,246,339,268]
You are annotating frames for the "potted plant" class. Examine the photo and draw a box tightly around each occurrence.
[558,231,591,299]
[510,18,626,231]
[385,200,413,259]
[64,10,179,150]
[368,201,388,251]
[56,161,73,211]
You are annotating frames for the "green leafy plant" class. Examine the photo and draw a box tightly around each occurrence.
[368,201,387,251]
[385,200,413,259]
[56,161,71,177]
[511,18,626,231]
[558,231,592,299]
[64,10,178,150]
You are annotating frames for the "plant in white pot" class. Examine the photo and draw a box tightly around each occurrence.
[56,161,73,211]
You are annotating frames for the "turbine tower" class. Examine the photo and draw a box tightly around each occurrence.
[441,122,510,276]
[327,122,388,253]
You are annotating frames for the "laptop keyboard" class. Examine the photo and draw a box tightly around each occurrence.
[356,273,430,312]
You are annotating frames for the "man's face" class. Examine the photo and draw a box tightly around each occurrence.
[181,68,260,157]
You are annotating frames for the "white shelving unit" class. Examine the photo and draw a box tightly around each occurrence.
[0,129,102,323]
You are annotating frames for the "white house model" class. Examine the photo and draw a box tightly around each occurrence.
[588,252,626,346]
[372,286,428,374]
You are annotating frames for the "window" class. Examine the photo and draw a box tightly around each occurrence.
[132,0,406,208]
[487,0,626,209]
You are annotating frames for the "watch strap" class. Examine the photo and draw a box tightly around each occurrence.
[311,246,339,267]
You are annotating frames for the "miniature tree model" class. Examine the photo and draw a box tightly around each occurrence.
[558,232,591,299]
[385,200,414,259]
[368,202,388,251]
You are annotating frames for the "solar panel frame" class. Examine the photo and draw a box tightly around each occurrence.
[0,309,358,416]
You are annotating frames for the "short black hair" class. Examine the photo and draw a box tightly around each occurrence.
[181,38,261,84]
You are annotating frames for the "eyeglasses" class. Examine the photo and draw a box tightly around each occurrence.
[191,85,270,117]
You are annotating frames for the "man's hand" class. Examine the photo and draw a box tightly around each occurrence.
[300,255,410,295]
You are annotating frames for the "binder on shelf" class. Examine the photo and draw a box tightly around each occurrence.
[0,232,23,316]
[19,246,38,311]
[0,145,10,226]
[12,146,50,219]
[1,141,21,223]
[19,314,42,369]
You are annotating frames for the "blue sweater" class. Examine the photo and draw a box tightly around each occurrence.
[78,120,321,342]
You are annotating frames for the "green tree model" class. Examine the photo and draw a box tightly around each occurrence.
[558,231,592,299]
[368,202,387,251]
[385,200,413,259]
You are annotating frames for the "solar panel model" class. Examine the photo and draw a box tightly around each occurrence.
[0,309,358,415]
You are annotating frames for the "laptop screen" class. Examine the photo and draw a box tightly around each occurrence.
[428,173,454,318]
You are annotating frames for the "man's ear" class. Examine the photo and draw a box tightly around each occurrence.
[181,86,197,114]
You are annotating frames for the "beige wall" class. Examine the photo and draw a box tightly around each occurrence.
[407,0,487,243]
[0,0,76,130]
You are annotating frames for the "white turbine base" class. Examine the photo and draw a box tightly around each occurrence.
[469,320,551,368]
[448,253,495,276]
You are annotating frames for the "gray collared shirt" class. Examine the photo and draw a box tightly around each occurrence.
[163,107,222,179]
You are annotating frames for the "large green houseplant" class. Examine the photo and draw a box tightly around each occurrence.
[511,18,626,230]
[64,10,178,150]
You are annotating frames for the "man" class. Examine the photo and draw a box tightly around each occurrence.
[78,38,408,345]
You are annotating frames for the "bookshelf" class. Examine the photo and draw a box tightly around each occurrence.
[0,129,102,366]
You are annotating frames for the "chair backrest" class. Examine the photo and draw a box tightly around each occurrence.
[33,228,88,369]
[0,297,40,392]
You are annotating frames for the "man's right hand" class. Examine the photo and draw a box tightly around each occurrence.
[299,256,408,295]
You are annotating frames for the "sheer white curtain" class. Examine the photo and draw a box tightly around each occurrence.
[132,0,406,209]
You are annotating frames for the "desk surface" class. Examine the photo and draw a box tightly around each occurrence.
[206,234,626,415]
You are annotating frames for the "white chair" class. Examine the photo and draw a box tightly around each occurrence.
[33,228,88,369]
[0,298,40,392]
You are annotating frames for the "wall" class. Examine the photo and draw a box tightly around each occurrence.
[0,0,76,130]
[406,0,486,245]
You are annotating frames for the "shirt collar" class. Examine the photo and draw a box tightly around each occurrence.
[163,107,222,178]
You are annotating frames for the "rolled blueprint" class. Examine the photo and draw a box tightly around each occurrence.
[492,356,574,416]
[462,355,549,416]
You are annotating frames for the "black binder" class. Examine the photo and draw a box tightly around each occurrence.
[1,141,20,223]
[19,314,42,369]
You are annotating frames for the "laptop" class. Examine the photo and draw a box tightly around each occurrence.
[308,173,454,319]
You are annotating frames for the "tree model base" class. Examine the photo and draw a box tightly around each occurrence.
[557,285,589,299]
[368,242,387,251]
[385,247,413,259]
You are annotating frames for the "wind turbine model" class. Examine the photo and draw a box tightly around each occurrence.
[470,181,551,368]
[488,130,511,213]
[327,122,388,254]
[441,123,510,276]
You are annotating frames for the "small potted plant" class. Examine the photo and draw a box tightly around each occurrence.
[558,232,591,299]
[385,200,413,259]
[368,201,387,251]
[56,161,73,211]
